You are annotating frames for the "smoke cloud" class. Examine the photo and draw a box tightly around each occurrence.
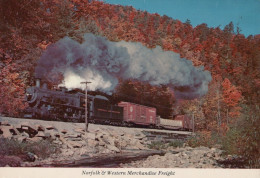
[36,33,212,99]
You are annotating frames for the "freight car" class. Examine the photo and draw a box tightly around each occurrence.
[24,79,192,131]
[174,115,193,131]
[157,116,193,131]
[118,102,157,128]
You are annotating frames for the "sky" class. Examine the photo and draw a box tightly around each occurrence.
[104,0,260,37]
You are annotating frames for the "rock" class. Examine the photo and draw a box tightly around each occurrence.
[67,140,85,148]
[119,139,128,148]
[53,140,62,145]
[82,132,96,140]
[96,133,104,141]
[66,137,82,141]
[206,152,213,157]
[211,148,217,152]
[21,132,30,138]
[79,148,89,156]
[134,133,146,140]
[35,131,46,137]
[98,140,106,146]
[45,132,52,138]
[21,124,30,130]
[87,139,99,147]
[74,128,85,134]
[135,141,146,150]
[20,123,38,137]
[46,126,56,130]
[9,128,19,135]
[0,121,10,126]
[61,129,67,134]
[14,135,27,142]
[25,152,37,162]
[129,139,137,145]
[1,127,13,138]
[100,148,111,154]
[63,150,74,156]
[45,130,60,138]
[64,134,80,139]
[103,135,115,146]
[35,125,45,131]
[59,137,73,148]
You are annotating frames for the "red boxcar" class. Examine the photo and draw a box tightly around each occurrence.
[174,115,193,130]
[118,102,157,126]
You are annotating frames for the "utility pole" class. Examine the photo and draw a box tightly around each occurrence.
[81,81,91,132]
[192,113,195,133]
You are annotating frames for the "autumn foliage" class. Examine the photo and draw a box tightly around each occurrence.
[0,0,259,123]
[0,55,27,116]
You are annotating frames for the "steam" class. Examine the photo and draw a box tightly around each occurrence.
[59,69,112,91]
[36,33,212,99]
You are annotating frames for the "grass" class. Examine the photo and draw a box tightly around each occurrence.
[0,138,60,159]
[148,140,184,150]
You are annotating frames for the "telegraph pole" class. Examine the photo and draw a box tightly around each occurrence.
[81,81,91,132]
[192,113,195,133]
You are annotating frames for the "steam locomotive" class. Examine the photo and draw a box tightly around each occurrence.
[24,79,193,131]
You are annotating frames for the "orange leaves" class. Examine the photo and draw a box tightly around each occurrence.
[0,56,27,116]
[162,38,174,51]
[37,41,51,50]
[222,78,242,119]
[222,78,242,107]
[231,67,243,75]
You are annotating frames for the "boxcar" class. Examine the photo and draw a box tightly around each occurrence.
[118,102,157,127]
[174,115,193,131]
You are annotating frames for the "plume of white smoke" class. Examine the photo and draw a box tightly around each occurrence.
[58,69,112,91]
[35,33,212,99]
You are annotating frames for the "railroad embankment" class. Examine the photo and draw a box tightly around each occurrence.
[0,116,244,168]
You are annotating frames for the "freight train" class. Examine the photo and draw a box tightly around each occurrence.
[24,79,193,131]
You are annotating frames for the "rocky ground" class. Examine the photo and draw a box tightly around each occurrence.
[0,116,154,166]
[0,116,245,168]
[120,146,224,168]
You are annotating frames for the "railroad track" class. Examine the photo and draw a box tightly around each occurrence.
[142,130,193,142]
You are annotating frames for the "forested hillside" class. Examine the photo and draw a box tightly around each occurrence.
[0,0,259,166]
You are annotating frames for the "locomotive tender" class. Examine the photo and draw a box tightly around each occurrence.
[24,79,192,131]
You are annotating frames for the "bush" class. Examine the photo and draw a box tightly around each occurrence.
[186,105,260,168]
[186,131,217,148]
[148,140,185,150]
[0,138,60,159]
[148,141,167,150]
[168,140,184,148]
[222,105,260,168]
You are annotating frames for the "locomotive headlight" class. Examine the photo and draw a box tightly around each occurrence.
[26,93,33,101]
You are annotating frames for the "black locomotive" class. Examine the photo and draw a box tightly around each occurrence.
[24,79,123,124]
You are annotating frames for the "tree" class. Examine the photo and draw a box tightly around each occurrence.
[222,78,242,119]
[224,22,234,34]
[185,19,191,25]
[0,57,27,116]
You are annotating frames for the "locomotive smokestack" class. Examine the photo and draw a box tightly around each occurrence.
[36,78,41,88]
